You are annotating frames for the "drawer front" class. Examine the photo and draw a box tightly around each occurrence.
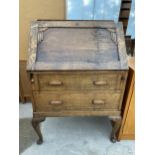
[36,72,124,91]
[33,91,121,112]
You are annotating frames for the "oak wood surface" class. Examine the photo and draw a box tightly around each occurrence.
[118,57,135,140]
[122,87,134,135]
[36,71,125,91]
[27,20,128,143]
[37,28,118,63]
[33,111,121,117]
[33,91,121,112]
[37,20,116,28]
[27,21,128,71]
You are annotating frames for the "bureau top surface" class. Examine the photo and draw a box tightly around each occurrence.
[27,20,128,71]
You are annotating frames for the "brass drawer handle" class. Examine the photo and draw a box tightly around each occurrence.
[48,81,63,86]
[49,100,63,105]
[93,81,107,86]
[92,100,105,105]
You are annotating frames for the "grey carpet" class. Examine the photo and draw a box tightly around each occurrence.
[19,103,134,155]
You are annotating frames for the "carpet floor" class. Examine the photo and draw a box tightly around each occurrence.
[19,103,135,155]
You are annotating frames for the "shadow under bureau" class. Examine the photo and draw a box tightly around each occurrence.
[27,20,128,144]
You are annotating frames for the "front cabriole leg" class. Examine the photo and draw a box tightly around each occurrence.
[109,116,122,143]
[32,116,46,144]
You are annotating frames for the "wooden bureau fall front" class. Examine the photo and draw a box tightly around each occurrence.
[27,20,128,144]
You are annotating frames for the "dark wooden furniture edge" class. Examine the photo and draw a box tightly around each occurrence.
[33,111,121,117]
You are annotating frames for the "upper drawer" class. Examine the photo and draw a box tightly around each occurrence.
[33,71,126,91]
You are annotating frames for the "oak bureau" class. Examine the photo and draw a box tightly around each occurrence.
[27,20,128,144]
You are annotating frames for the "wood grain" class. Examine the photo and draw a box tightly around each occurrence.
[116,22,128,69]
[27,21,128,71]
[33,91,121,112]
[118,57,135,140]
[33,110,121,117]
[36,71,124,91]
[27,20,129,143]
[37,20,116,28]
[27,21,38,70]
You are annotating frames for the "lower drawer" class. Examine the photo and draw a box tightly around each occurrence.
[33,91,121,112]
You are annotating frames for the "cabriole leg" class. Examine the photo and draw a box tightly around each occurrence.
[32,117,45,144]
[109,116,122,143]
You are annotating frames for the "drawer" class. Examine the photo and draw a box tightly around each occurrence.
[35,72,124,91]
[33,91,121,112]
